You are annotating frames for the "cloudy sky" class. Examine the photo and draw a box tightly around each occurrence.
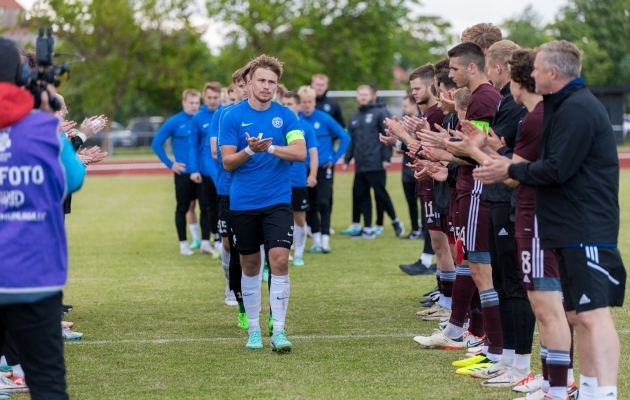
[16,0,569,51]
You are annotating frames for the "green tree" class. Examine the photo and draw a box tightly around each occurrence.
[501,5,552,48]
[394,15,456,72]
[206,0,452,90]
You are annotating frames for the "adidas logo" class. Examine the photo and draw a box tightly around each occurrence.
[498,228,508,236]
[523,275,530,283]
[579,294,591,305]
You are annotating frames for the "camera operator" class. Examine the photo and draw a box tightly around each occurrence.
[0,37,85,399]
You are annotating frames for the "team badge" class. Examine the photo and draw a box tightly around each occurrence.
[0,132,11,153]
[314,122,321,129]
[272,117,283,128]
[365,113,373,124]
[323,104,331,112]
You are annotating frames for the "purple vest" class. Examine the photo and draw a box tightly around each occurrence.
[0,111,68,303]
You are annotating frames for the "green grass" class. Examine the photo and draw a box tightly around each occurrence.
[16,172,630,399]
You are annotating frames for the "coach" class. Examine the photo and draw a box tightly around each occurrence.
[475,40,625,399]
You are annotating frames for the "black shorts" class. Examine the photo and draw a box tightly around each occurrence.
[229,203,294,255]
[217,195,230,237]
[291,187,310,212]
[557,246,626,313]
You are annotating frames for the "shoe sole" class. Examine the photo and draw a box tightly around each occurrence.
[225,300,238,306]
[422,314,451,321]
[272,344,292,353]
[414,340,463,350]
[245,345,263,350]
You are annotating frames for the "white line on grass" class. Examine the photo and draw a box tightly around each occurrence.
[66,333,418,346]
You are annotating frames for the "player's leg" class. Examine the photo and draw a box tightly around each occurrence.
[174,174,194,255]
[291,187,309,266]
[351,172,375,239]
[368,171,404,236]
[402,180,421,238]
[262,204,295,353]
[201,176,220,254]
[316,167,334,252]
[306,169,322,251]
[197,178,215,254]
[186,198,201,249]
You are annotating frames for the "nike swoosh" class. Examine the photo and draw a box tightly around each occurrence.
[242,293,254,296]
[288,233,293,237]
[203,123,209,128]
[242,122,254,127]
[276,297,289,300]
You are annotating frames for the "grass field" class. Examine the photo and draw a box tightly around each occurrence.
[15,171,630,399]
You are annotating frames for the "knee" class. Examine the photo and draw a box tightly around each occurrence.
[575,308,610,329]
[565,310,581,327]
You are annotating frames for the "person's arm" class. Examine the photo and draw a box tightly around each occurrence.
[210,137,218,161]
[508,105,592,186]
[188,116,201,175]
[268,138,306,162]
[152,118,176,169]
[378,117,392,164]
[344,125,355,165]
[330,118,351,165]
[58,134,86,195]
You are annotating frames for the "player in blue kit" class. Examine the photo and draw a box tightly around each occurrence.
[281,90,319,267]
[151,89,207,256]
[298,86,350,253]
[219,55,306,353]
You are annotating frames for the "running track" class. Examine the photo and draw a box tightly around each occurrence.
[87,154,630,176]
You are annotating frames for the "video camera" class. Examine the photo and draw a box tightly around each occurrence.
[25,27,82,111]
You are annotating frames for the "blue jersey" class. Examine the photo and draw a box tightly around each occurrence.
[219,101,304,211]
[290,119,318,188]
[299,109,350,167]
[151,111,194,173]
[189,104,221,180]
[211,103,238,196]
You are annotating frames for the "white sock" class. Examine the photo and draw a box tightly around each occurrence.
[547,386,567,400]
[0,356,6,366]
[375,225,383,230]
[438,293,446,307]
[579,375,598,400]
[221,246,230,269]
[443,296,452,310]
[542,380,550,392]
[350,222,360,229]
[501,348,515,368]
[420,253,433,268]
[322,234,330,249]
[241,274,261,333]
[188,223,200,241]
[179,240,189,249]
[270,274,290,335]
[567,368,574,385]
[312,232,321,247]
[597,386,617,399]
[201,239,210,247]
[513,354,531,375]
[482,345,489,355]
[294,225,306,257]
[363,226,373,234]
[486,352,501,362]
[10,364,23,378]
[443,323,463,339]
[260,245,265,269]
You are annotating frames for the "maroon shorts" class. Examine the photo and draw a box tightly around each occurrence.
[456,191,490,257]
[515,236,561,291]
[441,214,454,243]
[420,196,441,231]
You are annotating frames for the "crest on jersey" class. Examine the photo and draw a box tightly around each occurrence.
[365,113,373,124]
[272,117,283,128]
[314,122,321,129]
[0,132,11,153]
[323,104,331,112]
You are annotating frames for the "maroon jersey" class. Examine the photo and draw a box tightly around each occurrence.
[514,101,544,238]
[456,83,501,198]
[418,103,447,196]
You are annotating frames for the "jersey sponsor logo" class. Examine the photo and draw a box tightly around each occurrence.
[0,132,11,153]
[579,294,591,305]
[202,123,210,128]
[0,190,25,208]
[272,117,283,128]
[241,122,254,127]
[314,122,321,129]
[323,104,331,112]
[0,166,45,186]
[180,124,186,129]
[365,113,373,124]
[351,120,358,126]
[498,228,509,236]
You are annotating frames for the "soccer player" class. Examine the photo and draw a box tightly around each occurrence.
[152,89,207,256]
[281,91,318,266]
[210,68,249,314]
[311,73,345,127]
[220,55,306,352]
[475,40,626,400]
[343,85,403,239]
[189,82,223,255]
[298,86,351,253]
[399,94,423,237]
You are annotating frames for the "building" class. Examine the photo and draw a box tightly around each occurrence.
[0,0,22,28]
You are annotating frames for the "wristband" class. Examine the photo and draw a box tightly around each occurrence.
[395,140,403,150]
[244,146,255,156]
[267,145,275,154]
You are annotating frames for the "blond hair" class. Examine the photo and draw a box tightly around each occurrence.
[311,73,329,83]
[182,89,200,100]
[248,54,283,80]
[461,23,503,50]
[297,85,317,100]
[486,40,520,67]
[453,87,471,110]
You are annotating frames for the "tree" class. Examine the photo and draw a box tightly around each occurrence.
[206,0,453,90]
[501,5,552,48]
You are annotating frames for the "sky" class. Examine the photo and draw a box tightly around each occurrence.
[15,0,569,52]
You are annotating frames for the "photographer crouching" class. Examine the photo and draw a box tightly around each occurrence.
[0,37,85,399]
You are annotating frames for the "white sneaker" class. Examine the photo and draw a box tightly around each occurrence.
[465,346,484,357]
[513,373,544,393]
[225,286,238,306]
[514,388,546,400]
[481,369,533,388]
[470,362,509,379]
[200,244,216,255]
[0,375,27,393]
[180,246,194,256]
[413,329,464,350]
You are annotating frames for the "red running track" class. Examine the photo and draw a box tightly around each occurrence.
[87,154,630,176]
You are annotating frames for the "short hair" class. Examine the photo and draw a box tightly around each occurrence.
[182,89,200,100]
[297,85,316,100]
[461,23,502,50]
[508,49,538,93]
[453,87,471,110]
[435,58,457,90]
[357,84,372,93]
[368,83,378,94]
[283,90,301,103]
[448,42,486,72]
[409,63,435,82]
[231,67,244,84]
[203,81,221,94]
[276,83,288,97]
[227,84,235,94]
[248,54,283,80]
[403,94,415,103]
[311,73,328,83]
[486,40,520,67]
[538,40,582,80]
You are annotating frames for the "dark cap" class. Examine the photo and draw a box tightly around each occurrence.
[0,38,21,84]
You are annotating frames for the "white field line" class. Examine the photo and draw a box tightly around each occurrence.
[64,330,630,346]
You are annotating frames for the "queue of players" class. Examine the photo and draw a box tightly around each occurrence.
[149,23,625,400]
